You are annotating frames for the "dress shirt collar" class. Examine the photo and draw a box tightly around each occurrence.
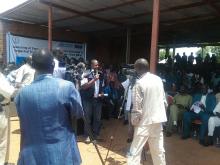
[139,72,148,79]
[34,74,53,82]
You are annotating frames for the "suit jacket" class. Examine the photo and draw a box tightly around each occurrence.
[192,93,216,115]
[131,72,167,126]
[15,74,84,165]
[80,70,104,100]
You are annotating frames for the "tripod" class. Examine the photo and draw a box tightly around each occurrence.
[118,77,134,119]
[82,113,105,165]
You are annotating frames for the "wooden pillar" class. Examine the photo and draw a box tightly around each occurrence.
[165,47,169,58]
[172,47,176,67]
[173,47,176,58]
[202,46,204,59]
[150,0,160,73]
[48,6,52,51]
[125,28,131,64]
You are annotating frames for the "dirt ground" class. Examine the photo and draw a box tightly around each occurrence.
[7,115,220,165]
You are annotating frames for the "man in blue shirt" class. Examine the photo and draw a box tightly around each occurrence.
[182,84,216,146]
[15,49,84,165]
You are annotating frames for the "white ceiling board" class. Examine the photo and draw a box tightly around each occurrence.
[0,0,219,32]
[175,6,214,17]
[87,0,134,7]
[160,11,188,22]
[55,16,96,27]
[50,0,106,12]
[71,21,116,32]
[123,15,151,24]
[118,1,152,16]
[92,9,129,19]
[161,0,202,8]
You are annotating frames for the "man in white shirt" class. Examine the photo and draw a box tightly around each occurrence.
[121,78,132,121]
[121,76,136,142]
[127,58,167,165]
[14,56,35,88]
[0,72,16,165]
[80,59,104,143]
[52,48,66,79]
[207,94,220,145]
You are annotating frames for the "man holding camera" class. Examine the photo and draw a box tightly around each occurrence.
[127,58,167,165]
[80,59,104,143]
[52,48,66,79]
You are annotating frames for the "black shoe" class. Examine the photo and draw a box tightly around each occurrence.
[123,120,129,125]
[127,138,133,143]
[172,125,178,133]
[199,139,209,147]
[207,136,214,146]
[166,132,172,137]
[181,135,190,140]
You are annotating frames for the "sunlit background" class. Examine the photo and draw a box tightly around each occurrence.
[0,0,29,14]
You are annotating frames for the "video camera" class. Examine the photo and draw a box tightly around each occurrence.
[65,62,85,83]
[121,64,138,88]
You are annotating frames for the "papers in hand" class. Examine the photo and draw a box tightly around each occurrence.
[190,101,204,114]
[213,102,220,115]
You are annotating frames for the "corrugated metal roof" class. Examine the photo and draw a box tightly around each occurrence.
[0,0,219,32]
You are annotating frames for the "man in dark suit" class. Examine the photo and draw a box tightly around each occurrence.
[182,84,216,146]
[80,59,105,143]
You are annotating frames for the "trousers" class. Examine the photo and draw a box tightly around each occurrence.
[208,116,220,136]
[183,111,210,140]
[0,105,10,165]
[127,123,166,165]
[83,99,102,137]
[167,105,186,133]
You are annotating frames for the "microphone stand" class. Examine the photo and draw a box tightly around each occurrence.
[82,113,105,165]
[118,79,133,119]
[80,70,105,165]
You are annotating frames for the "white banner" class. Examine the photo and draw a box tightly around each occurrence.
[6,33,86,65]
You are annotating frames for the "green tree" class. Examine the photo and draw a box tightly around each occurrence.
[210,46,220,56]
[196,47,211,58]
[159,49,166,60]
[159,49,173,61]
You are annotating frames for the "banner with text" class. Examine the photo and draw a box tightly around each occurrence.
[6,33,86,64]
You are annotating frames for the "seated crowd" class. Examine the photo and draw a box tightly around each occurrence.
[162,52,220,147]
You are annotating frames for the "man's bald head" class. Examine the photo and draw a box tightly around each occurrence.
[52,47,64,60]
[26,55,32,65]
[32,49,54,73]
[134,58,149,76]
[135,58,149,71]
[91,59,99,70]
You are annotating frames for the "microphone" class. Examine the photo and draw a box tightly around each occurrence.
[95,70,99,76]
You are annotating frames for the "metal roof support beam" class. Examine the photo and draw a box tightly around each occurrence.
[40,0,123,26]
[125,28,131,64]
[48,6,52,51]
[150,0,160,73]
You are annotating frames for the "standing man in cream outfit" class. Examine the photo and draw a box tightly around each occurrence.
[0,72,16,165]
[127,58,167,165]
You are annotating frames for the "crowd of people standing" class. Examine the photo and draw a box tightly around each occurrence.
[1,49,220,165]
